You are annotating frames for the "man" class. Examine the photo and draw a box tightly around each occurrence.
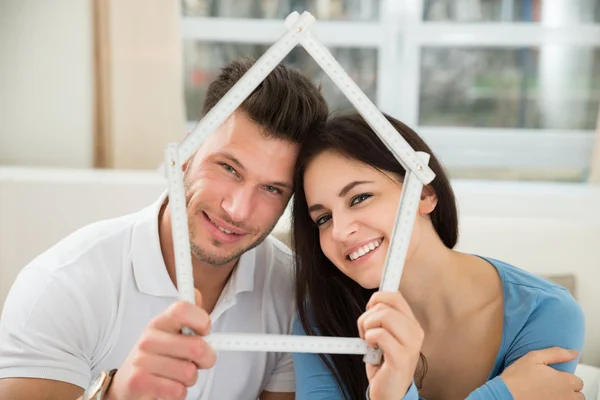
[0,57,329,400]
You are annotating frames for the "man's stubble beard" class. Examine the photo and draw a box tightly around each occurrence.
[188,224,274,267]
[183,165,278,267]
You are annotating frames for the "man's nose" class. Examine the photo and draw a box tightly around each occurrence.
[221,185,254,224]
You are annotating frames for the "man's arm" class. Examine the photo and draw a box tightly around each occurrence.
[260,390,295,400]
[0,378,83,400]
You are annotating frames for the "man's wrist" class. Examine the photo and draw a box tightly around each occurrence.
[102,369,118,400]
[83,369,118,400]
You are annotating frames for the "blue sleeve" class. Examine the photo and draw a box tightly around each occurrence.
[292,317,424,400]
[501,288,586,373]
[291,317,347,400]
[465,287,585,400]
[465,376,513,399]
[401,382,420,399]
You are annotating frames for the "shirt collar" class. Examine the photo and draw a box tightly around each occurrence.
[131,191,257,298]
[131,191,178,297]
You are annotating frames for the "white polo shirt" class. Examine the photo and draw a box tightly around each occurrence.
[0,193,296,399]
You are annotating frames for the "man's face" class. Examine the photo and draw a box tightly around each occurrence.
[182,110,299,266]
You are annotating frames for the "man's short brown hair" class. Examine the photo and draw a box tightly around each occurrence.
[201,57,328,144]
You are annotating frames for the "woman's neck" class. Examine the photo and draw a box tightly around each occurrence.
[398,230,495,334]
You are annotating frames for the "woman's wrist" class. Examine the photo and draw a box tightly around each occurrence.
[365,381,418,400]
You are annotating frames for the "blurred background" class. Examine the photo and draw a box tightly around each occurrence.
[1,0,599,181]
[2,0,600,376]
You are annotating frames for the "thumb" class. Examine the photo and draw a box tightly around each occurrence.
[527,347,579,365]
[194,288,203,307]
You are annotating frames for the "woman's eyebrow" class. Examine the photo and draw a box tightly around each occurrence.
[338,180,373,197]
[308,180,374,212]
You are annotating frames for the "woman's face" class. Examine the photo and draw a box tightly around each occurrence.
[304,150,432,289]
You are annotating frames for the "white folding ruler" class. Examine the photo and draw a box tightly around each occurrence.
[164,11,435,365]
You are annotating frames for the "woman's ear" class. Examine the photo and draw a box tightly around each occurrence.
[419,186,437,216]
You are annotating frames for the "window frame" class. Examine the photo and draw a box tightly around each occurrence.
[180,0,600,182]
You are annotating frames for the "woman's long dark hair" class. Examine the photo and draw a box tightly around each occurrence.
[292,112,459,399]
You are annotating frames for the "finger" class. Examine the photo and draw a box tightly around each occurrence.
[357,304,388,340]
[552,370,585,393]
[143,372,188,400]
[132,352,199,387]
[364,328,411,370]
[358,303,407,340]
[570,373,584,392]
[524,347,579,365]
[149,300,211,336]
[361,305,423,348]
[367,291,417,321]
[574,391,586,400]
[138,329,217,368]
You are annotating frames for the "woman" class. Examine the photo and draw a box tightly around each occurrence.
[291,112,586,400]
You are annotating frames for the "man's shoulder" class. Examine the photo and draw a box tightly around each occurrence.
[22,208,147,280]
[255,235,294,277]
[266,234,294,259]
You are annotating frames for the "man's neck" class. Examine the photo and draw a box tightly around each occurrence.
[158,202,238,314]
[190,257,238,314]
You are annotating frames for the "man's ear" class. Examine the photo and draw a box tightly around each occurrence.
[418,185,437,216]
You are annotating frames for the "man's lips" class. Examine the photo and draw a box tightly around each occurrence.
[203,212,247,235]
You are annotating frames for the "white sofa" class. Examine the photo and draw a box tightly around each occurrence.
[576,364,600,399]
[1,167,599,395]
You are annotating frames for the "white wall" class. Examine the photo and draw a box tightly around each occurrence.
[0,0,94,167]
[1,167,599,367]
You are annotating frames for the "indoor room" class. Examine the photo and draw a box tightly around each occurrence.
[1,1,599,399]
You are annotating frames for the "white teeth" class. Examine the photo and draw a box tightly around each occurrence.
[218,225,234,234]
[209,217,236,235]
[348,240,382,261]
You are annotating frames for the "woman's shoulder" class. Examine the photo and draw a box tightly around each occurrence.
[482,256,577,305]
[482,256,584,343]
[480,257,585,373]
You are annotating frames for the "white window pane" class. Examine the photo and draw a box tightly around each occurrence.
[182,0,380,20]
[423,0,600,23]
[183,41,377,121]
[419,47,600,130]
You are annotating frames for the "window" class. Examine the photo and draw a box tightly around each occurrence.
[180,0,600,182]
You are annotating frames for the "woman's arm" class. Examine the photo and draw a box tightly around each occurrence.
[466,287,586,399]
[291,318,348,400]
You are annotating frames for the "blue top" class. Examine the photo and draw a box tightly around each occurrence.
[292,257,586,399]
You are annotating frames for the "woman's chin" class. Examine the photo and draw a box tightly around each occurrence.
[355,275,381,290]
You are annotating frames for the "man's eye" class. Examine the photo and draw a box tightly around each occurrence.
[222,163,238,175]
[265,185,282,195]
[315,215,331,226]
[350,193,372,206]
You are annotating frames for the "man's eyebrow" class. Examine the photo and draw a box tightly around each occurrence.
[220,152,245,171]
[218,152,291,190]
[270,181,292,190]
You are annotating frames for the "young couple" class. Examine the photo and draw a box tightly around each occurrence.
[0,58,584,400]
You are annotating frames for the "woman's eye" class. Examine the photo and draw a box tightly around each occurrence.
[350,193,372,206]
[315,215,331,226]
